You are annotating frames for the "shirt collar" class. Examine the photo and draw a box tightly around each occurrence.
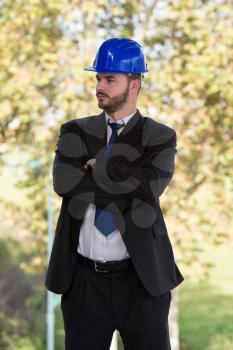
[105,110,137,126]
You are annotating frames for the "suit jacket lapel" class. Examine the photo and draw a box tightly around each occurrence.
[116,109,143,145]
[83,111,107,158]
[84,109,144,159]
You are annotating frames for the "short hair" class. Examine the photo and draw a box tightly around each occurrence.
[126,73,143,95]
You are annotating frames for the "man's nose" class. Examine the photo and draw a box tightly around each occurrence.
[96,79,107,91]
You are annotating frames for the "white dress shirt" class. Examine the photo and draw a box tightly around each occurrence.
[77,111,136,261]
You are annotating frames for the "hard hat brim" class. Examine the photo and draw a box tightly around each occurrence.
[84,67,149,73]
[84,67,97,71]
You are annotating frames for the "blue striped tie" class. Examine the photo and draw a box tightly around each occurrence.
[95,120,125,236]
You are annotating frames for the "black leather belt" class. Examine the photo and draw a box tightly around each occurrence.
[77,252,133,273]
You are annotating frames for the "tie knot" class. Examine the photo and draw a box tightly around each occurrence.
[108,120,125,131]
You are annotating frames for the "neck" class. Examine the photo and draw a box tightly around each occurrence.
[106,105,137,122]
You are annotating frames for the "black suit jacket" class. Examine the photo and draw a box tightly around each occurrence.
[45,110,184,297]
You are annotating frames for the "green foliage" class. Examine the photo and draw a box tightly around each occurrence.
[0,237,46,350]
[0,240,11,270]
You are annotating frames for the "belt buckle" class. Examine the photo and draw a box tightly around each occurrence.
[94,261,109,273]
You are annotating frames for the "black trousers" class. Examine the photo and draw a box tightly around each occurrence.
[61,257,172,350]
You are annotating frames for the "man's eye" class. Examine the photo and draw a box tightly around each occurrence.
[108,79,115,83]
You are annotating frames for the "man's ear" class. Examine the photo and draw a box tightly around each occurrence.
[131,79,141,95]
[131,79,140,92]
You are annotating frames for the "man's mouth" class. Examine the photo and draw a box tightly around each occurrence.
[96,93,108,98]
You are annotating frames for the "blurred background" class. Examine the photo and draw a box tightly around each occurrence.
[0,0,233,349]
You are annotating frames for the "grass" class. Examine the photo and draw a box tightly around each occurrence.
[179,243,233,350]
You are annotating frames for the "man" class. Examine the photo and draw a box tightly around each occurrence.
[45,38,184,350]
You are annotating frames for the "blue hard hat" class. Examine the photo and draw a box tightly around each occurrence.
[84,38,149,74]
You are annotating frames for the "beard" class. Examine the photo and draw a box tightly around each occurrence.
[97,82,130,113]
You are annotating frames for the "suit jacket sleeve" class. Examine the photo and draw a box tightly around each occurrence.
[53,122,177,205]
[52,123,129,209]
[96,129,177,202]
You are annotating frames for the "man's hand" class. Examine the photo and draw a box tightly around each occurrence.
[83,159,97,169]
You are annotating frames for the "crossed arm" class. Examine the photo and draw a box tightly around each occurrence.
[53,123,177,206]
